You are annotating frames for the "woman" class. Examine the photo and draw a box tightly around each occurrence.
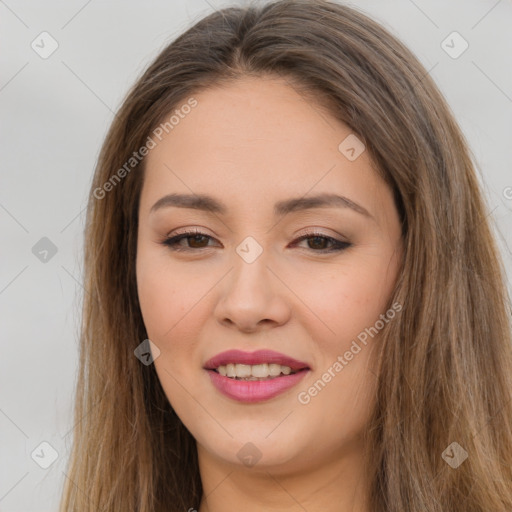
[59,1,512,510]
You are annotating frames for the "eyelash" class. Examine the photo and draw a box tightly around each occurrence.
[160,228,352,254]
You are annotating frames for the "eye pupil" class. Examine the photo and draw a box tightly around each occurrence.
[189,235,208,248]
[308,236,328,250]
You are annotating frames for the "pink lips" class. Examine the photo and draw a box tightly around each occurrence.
[203,349,310,403]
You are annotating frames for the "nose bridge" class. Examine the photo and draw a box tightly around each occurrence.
[214,238,290,330]
[228,239,273,301]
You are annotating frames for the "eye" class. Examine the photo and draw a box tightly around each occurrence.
[160,229,351,253]
[292,230,352,253]
[160,228,217,252]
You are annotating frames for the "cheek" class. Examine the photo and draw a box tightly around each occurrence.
[136,247,197,340]
[136,251,213,385]
[295,256,397,347]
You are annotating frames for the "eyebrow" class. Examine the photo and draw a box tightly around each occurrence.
[150,192,373,219]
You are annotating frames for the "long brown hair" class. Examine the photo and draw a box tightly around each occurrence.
[59,1,512,510]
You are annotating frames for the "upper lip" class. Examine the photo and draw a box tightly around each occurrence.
[203,349,311,371]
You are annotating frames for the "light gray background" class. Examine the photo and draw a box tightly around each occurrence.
[1,1,511,510]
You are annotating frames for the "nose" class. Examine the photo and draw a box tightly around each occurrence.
[214,251,291,333]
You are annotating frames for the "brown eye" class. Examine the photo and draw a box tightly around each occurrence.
[305,236,330,250]
[293,232,352,253]
[186,234,210,248]
[161,230,218,252]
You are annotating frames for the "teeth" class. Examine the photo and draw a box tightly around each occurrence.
[215,363,297,379]
[236,364,252,378]
[269,363,282,376]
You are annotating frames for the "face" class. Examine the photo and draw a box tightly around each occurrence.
[136,76,402,475]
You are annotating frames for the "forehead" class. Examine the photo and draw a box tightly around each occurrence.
[140,76,391,222]
[146,76,349,168]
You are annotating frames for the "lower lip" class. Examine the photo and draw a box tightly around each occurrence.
[206,369,309,403]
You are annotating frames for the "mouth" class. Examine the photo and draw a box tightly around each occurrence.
[203,349,311,402]
[203,349,310,375]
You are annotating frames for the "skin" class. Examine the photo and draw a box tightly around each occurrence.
[136,76,403,512]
